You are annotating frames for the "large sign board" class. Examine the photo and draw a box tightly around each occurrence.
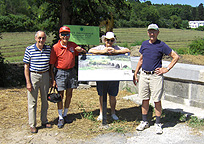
[66,25,99,45]
[78,53,133,81]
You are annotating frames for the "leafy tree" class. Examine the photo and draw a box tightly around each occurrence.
[198,3,204,20]
[170,15,182,29]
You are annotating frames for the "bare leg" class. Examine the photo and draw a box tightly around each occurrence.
[154,101,162,117]
[99,96,103,115]
[109,95,116,114]
[64,88,73,108]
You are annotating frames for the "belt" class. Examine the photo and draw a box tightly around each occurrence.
[142,69,155,74]
[58,68,73,71]
[30,70,49,74]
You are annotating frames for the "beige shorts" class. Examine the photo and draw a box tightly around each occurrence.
[139,71,164,102]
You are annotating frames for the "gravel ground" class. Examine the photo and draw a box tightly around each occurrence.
[1,122,204,144]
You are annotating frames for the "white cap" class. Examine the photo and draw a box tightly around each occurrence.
[148,24,159,30]
[101,32,116,43]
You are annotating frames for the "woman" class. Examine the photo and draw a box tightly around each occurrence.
[88,32,130,120]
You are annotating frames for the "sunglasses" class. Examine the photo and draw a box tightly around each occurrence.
[61,33,70,37]
[106,39,114,42]
[38,37,45,40]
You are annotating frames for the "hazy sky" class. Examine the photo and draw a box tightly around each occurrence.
[149,0,202,7]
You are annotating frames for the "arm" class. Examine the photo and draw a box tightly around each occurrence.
[88,48,108,55]
[75,46,86,53]
[24,63,32,92]
[133,55,143,85]
[155,50,179,75]
[50,64,56,88]
[110,47,130,54]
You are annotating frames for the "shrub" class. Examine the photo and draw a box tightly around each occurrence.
[189,38,204,55]
[195,26,204,31]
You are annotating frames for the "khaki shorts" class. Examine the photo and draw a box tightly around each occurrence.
[139,71,164,102]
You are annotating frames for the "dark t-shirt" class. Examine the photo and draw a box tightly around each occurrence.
[139,40,172,71]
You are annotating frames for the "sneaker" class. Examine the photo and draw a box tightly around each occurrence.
[97,114,102,121]
[155,123,163,134]
[136,121,149,131]
[111,114,119,120]
[58,119,64,129]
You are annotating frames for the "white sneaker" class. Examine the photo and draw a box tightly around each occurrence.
[136,121,149,131]
[58,119,64,129]
[111,114,119,120]
[155,123,163,134]
[97,114,102,121]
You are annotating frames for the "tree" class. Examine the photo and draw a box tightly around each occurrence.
[170,15,182,28]
[198,3,204,20]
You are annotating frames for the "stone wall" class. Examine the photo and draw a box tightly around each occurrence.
[120,57,204,109]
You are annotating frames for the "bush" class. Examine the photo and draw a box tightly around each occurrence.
[195,26,204,31]
[189,38,204,55]
[0,14,36,32]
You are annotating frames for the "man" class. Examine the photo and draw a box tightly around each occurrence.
[50,26,86,128]
[88,32,130,121]
[133,24,179,134]
[23,31,52,133]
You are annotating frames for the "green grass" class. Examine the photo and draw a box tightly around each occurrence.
[1,28,204,62]
[0,32,54,62]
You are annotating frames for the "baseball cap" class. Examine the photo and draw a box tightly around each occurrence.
[148,24,159,30]
[59,26,71,33]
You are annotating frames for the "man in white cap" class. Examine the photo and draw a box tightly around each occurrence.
[88,32,130,121]
[133,24,179,134]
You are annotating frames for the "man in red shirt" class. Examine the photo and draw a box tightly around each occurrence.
[50,26,86,128]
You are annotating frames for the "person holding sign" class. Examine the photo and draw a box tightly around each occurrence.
[133,24,179,134]
[50,26,86,128]
[88,32,130,121]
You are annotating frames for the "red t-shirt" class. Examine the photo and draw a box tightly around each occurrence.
[50,40,79,69]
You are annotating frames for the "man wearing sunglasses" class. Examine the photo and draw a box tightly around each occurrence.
[23,31,52,133]
[50,26,86,128]
[88,32,130,121]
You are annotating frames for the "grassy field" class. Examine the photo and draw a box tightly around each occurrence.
[0,28,204,62]
[0,32,55,62]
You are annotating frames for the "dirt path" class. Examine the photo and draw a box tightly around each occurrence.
[1,87,204,144]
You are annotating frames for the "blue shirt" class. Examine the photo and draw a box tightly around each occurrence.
[23,43,51,72]
[139,40,172,71]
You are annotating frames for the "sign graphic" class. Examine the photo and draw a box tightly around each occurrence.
[78,53,133,81]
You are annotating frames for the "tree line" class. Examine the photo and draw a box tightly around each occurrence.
[0,0,204,33]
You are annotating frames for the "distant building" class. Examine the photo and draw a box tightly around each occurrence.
[189,21,204,28]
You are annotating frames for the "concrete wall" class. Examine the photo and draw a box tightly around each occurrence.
[120,57,204,109]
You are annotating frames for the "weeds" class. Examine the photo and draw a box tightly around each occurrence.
[82,109,96,121]
[187,116,204,129]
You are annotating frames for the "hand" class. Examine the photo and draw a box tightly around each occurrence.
[52,80,57,88]
[133,75,139,85]
[26,82,32,92]
[106,47,115,54]
[155,67,169,75]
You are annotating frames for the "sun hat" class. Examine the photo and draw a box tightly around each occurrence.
[59,26,71,33]
[101,32,116,43]
[148,24,159,31]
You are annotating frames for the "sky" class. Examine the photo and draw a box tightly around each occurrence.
[149,0,202,7]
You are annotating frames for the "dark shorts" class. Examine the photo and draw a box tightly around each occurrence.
[55,68,78,91]
[96,81,120,96]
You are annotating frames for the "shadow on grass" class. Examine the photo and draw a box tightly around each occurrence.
[48,106,192,130]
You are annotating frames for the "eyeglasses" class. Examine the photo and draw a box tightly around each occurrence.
[38,37,45,40]
[106,39,114,42]
[148,30,158,34]
[61,33,70,37]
